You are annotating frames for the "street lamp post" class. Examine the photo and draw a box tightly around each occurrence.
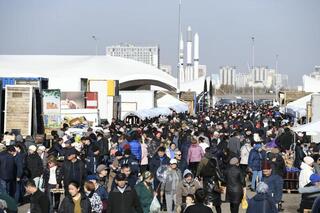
[177,0,182,92]
[275,54,279,101]
[251,36,255,103]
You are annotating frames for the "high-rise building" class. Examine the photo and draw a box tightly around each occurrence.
[252,66,269,83]
[235,73,250,88]
[219,66,236,86]
[106,44,160,68]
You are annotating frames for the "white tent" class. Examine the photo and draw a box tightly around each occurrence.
[169,105,189,113]
[157,94,188,113]
[286,93,314,117]
[292,120,320,133]
[122,107,172,120]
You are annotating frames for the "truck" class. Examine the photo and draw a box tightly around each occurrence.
[4,85,33,136]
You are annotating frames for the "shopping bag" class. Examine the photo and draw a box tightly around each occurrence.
[241,192,248,209]
[150,196,161,213]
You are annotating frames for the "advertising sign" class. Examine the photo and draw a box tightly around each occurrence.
[43,89,61,129]
[61,92,85,109]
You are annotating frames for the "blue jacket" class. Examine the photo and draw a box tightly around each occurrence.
[95,185,108,200]
[263,174,283,203]
[248,148,266,171]
[247,193,278,213]
[129,140,142,161]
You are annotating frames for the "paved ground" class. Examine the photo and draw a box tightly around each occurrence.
[18,191,300,213]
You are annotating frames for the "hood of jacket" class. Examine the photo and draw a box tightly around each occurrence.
[183,169,193,179]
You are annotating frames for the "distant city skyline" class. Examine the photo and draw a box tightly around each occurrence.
[0,0,319,86]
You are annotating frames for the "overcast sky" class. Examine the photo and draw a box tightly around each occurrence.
[0,0,319,85]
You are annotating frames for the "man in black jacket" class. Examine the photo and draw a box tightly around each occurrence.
[62,148,86,194]
[25,180,50,213]
[149,147,170,189]
[0,145,17,197]
[107,173,143,213]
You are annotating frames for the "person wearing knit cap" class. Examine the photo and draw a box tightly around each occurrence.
[224,157,245,213]
[262,160,284,211]
[299,156,315,188]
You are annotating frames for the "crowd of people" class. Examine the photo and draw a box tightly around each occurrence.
[1,102,320,213]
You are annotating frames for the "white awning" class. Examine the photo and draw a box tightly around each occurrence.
[291,120,320,133]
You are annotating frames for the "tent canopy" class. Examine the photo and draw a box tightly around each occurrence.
[157,94,189,113]
[286,93,314,117]
[292,120,320,133]
[122,105,188,120]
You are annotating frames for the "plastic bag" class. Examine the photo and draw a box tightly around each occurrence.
[150,196,161,213]
[241,192,248,209]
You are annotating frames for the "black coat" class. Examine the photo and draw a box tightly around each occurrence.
[149,154,170,175]
[62,159,86,187]
[25,153,43,179]
[247,193,278,213]
[184,203,213,213]
[30,189,50,213]
[278,128,294,151]
[0,151,16,181]
[58,193,92,213]
[267,152,286,177]
[224,165,245,204]
[43,165,63,187]
[107,185,143,213]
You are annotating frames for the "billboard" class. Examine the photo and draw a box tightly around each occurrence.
[61,92,85,109]
[43,89,61,129]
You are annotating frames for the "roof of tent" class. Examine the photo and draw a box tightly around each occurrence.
[0,55,177,91]
[122,107,172,120]
[157,94,188,113]
[286,93,314,117]
[292,120,320,133]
